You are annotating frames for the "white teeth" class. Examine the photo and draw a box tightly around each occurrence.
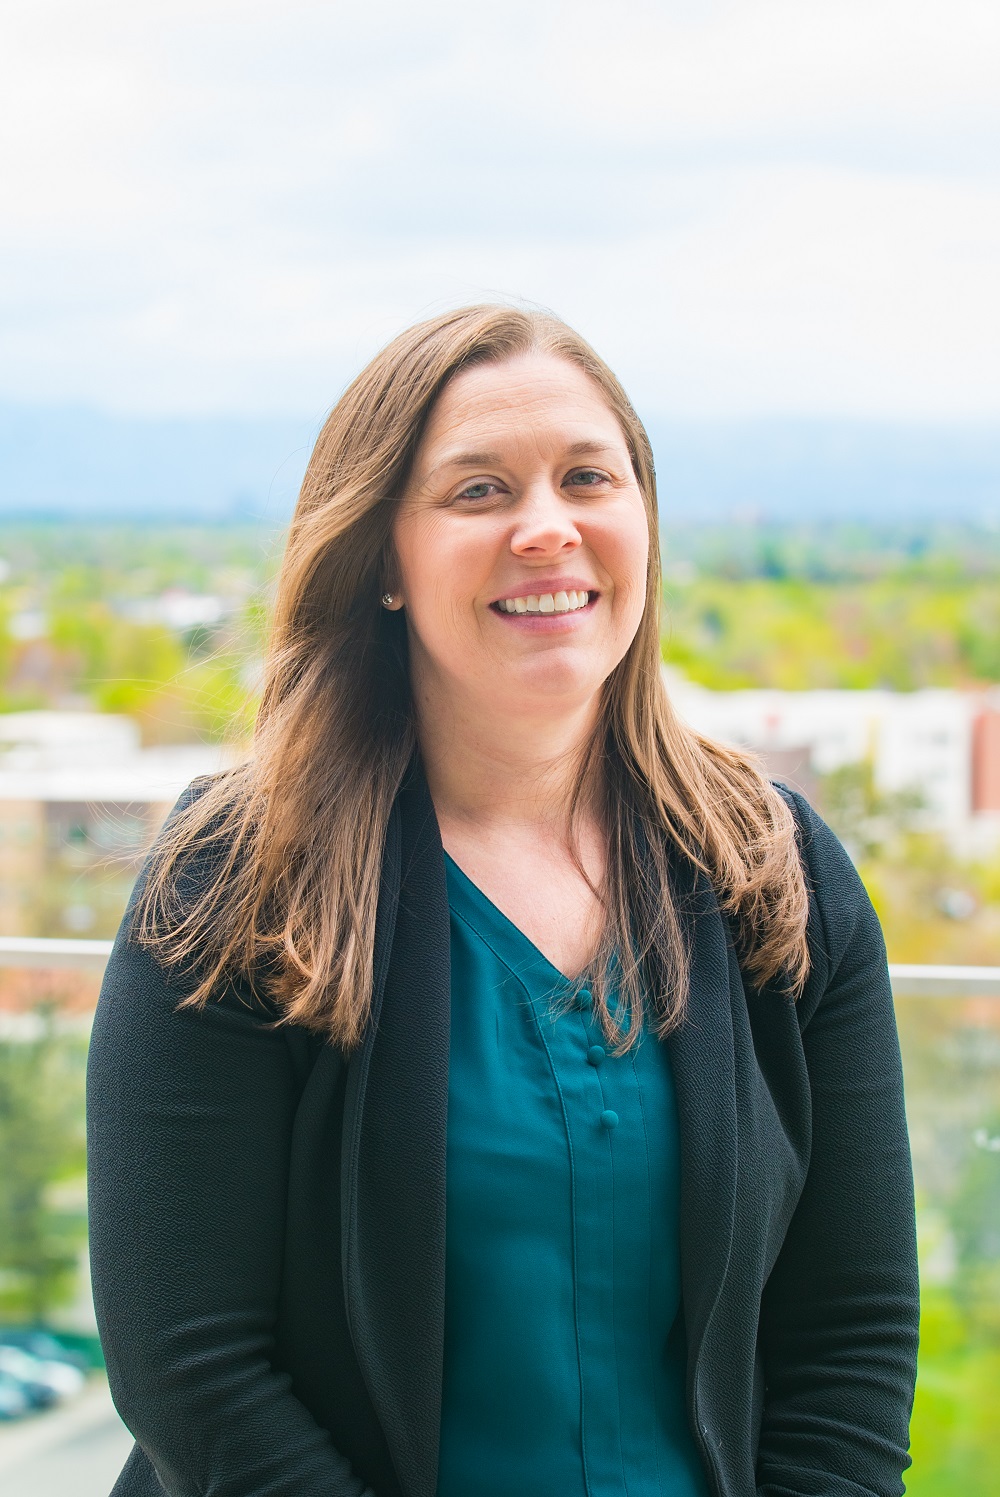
[497,590,591,615]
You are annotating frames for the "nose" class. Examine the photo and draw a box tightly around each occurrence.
[509,481,582,558]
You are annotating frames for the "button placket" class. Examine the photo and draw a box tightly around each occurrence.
[575,992,611,1122]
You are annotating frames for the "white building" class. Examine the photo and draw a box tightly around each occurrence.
[0,711,229,808]
[663,671,1000,849]
[0,712,233,936]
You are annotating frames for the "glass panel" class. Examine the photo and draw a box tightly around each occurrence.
[896,995,1000,1497]
[1,972,998,1494]
[0,969,128,1496]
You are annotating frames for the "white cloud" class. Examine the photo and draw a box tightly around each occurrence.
[555,0,1000,143]
[0,0,997,418]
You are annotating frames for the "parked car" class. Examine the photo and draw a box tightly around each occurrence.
[0,1346,84,1409]
[0,1328,89,1374]
[0,1368,32,1421]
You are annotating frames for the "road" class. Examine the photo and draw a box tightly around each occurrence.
[0,1376,133,1497]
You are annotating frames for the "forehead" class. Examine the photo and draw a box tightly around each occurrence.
[415,352,627,462]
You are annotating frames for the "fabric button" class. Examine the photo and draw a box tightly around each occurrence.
[600,1109,619,1130]
[587,1045,606,1067]
[576,988,593,1010]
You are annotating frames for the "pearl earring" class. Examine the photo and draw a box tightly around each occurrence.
[381,593,394,608]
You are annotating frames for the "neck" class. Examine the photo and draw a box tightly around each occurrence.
[412,674,601,840]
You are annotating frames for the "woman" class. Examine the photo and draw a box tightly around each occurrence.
[87,305,919,1497]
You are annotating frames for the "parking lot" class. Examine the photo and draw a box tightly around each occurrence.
[0,1377,133,1497]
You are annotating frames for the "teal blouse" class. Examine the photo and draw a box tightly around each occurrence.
[437,855,710,1497]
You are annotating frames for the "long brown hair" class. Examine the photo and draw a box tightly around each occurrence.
[136,305,809,1051]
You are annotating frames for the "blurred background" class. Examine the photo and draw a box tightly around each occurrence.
[1,1,998,1492]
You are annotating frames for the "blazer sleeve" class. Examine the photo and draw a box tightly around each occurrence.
[755,791,920,1497]
[86,827,377,1497]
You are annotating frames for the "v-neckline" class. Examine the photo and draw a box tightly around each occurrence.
[443,850,586,990]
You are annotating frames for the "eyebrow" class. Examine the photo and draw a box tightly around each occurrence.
[425,440,621,482]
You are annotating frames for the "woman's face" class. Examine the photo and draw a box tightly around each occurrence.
[391,351,651,725]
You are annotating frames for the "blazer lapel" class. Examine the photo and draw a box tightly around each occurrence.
[341,765,450,1497]
[668,863,739,1368]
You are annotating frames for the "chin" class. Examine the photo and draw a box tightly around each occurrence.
[506,658,604,706]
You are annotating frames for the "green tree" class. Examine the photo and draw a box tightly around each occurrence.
[818,759,924,863]
[0,1007,88,1320]
[950,1114,1000,1342]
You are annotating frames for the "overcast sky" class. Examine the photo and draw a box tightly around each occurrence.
[2,0,998,423]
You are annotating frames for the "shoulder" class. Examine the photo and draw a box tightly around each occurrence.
[771,782,888,1020]
[104,773,274,1014]
[771,780,861,895]
[133,771,243,912]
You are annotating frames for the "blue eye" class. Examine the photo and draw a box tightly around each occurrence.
[459,482,494,500]
[569,469,607,486]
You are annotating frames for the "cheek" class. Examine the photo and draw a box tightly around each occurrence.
[392,517,488,657]
[394,512,503,613]
[608,505,651,602]
[390,513,426,595]
[392,520,454,622]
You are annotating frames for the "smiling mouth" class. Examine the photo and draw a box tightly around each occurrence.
[491,589,593,616]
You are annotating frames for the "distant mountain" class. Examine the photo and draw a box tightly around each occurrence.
[0,405,320,520]
[1,403,998,523]
[650,418,1000,526]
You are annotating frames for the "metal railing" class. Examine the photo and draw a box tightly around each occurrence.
[0,936,114,971]
[887,963,1000,996]
[1,936,998,995]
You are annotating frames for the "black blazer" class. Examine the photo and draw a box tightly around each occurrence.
[86,769,919,1497]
